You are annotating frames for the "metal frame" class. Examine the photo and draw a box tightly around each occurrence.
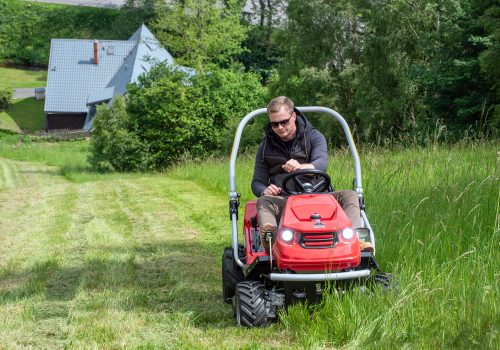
[229,107,375,279]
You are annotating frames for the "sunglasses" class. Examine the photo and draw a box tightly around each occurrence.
[270,113,294,128]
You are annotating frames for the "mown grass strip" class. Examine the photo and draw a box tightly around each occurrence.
[0,160,293,348]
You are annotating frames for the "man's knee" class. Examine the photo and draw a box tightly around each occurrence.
[256,195,270,208]
[335,190,360,208]
[257,195,284,210]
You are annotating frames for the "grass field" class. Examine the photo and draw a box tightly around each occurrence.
[0,133,498,349]
[0,67,47,90]
[0,66,47,133]
[0,98,45,133]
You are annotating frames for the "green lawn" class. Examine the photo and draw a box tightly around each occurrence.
[0,67,47,133]
[0,98,45,132]
[0,109,21,132]
[0,135,498,348]
[0,67,47,90]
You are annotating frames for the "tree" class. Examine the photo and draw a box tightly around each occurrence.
[240,0,287,82]
[353,0,436,142]
[151,0,247,69]
[478,1,500,131]
[271,0,498,143]
[421,0,498,136]
[269,0,364,144]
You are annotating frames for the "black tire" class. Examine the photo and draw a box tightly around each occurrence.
[222,247,244,303]
[234,281,270,327]
[373,273,397,291]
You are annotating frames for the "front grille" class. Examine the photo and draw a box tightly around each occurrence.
[299,232,338,249]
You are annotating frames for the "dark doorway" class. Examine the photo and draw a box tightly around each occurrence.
[46,113,87,130]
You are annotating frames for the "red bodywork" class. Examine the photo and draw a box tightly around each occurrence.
[243,194,361,272]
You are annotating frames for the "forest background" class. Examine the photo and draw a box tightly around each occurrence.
[0,0,498,170]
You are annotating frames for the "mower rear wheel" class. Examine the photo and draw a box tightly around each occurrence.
[222,247,244,303]
[234,281,270,327]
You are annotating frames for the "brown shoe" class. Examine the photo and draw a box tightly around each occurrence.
[260,223,276,253]
[360,241,374,252]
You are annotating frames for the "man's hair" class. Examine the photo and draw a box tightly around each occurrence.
[267,96,295,114]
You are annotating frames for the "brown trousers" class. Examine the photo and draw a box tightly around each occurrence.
[257,190,361,229]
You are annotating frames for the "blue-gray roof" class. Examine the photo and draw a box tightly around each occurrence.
[87,86,115,105]
[44,24,177,115]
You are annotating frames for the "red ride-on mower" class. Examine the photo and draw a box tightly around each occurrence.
[223,107,390,327]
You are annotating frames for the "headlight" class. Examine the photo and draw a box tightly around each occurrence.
[341,228,354,240]
[281,229,294,242]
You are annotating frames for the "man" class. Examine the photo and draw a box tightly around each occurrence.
[251,96,361,252]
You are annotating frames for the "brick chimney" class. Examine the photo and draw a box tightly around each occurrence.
[93,40,99,65]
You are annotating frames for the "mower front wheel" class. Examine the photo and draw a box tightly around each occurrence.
[234,281,270,327]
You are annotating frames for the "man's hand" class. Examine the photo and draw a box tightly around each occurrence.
[282,159,314,173]
[262,184,282,196]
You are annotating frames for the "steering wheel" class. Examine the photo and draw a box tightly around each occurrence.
[281,169,332,195]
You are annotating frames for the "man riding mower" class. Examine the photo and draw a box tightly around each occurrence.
[223,97,390,327]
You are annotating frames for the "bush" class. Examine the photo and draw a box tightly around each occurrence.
[88,96,148,172]
[192,66,269,153]
[0,88,12,110]
[89,63,267,172]
[126,64,267,169]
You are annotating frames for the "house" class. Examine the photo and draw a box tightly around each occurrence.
[44,24,189,131]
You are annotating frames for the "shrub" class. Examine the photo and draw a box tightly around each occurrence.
[0,88,13,110]
[126,64,267,169]
[88,96,148,172]
[89,64,267,172]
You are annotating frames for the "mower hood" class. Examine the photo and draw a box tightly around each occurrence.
[281,194,351,232]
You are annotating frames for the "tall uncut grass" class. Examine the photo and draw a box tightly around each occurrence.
[169,141,499,349]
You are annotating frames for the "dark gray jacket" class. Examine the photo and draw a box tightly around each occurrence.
[251,109,328,197]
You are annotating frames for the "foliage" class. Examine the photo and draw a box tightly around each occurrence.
[269,0,364,144]
[478,2,500,130]
[2,0,497,151]
[127,64,267,168]
[421,0,498,135]
[89,64,267,171]
[239,0,286,82]
[88,96,147,172]
[0,88,12,110]
[151,0,247,69]
[271,0,498,143]
[0,0,151,66]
